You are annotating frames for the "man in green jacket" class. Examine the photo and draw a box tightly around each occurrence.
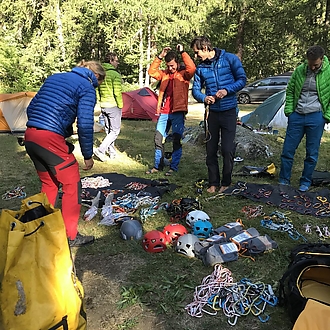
[279,45,330,192]
[94,52,123,161]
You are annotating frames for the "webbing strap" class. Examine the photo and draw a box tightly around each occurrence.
[48,316,68,330]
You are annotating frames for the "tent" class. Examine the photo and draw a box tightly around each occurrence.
[0,92,36,133]
[122,87,158,122]
[241,90,288,129]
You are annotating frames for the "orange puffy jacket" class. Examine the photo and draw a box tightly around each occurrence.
[148,52,196,114]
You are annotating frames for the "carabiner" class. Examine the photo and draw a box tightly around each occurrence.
[258,312,270,323]
[227,314,239,326]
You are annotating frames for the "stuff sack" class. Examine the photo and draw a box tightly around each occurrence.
[311,170,330,186]
[241,234,278,257]
[0,192,87,330]
[278,243,330,327]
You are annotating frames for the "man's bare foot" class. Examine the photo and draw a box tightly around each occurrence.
[207,186,217,193]
[219,186,229,193]
[146,167,159,174]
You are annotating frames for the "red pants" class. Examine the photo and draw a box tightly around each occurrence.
[24,128,81,239]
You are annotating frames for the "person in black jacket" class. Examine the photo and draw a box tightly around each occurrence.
[191,36,246,193]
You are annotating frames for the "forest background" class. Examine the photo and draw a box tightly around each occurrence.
[1,0,330,93]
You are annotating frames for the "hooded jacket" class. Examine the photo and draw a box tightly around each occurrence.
[98,63,123,109]
[192,48,246,112]
[284,55,330,121]
[148,52,196,113]
[26,67,98,159]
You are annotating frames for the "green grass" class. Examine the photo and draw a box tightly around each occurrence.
[238,103,261,114]
[2,114,330,330]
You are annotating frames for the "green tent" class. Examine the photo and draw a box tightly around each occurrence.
[241,90,287,129]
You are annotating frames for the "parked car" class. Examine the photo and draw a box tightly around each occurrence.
[237,74,291,104]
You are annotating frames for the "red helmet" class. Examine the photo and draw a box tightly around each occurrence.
[142,230,167,253]
[163,223,188,244]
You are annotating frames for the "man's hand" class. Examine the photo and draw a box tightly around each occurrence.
[205,96,216,105]
[215,89,228,99]
[176,44,184,53]
[159,47,171,59]
[83,158,94,170]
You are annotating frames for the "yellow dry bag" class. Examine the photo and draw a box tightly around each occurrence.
[0,192,87,330]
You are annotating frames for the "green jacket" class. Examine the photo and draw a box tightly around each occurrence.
[98,63,123,109]
[284,55,330,121]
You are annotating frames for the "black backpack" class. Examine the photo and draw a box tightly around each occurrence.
[278,243,330,324]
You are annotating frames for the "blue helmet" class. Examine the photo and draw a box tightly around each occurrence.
[193,220,213,240]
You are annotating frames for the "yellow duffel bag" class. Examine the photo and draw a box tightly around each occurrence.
[0,192,86,330]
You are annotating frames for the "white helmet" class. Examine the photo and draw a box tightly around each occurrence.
[186,210,210,228]
[175,234,200,258]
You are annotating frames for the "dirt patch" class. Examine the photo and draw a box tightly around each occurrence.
[74,253,167,330]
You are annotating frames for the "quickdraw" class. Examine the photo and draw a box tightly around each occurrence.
[195,179,207,195]
[2,186,26,200]
[114,193,160,212]
[81,176,112,189]
[140,202,169,222]
[101,189,124,197]
[241,205,265,219]
[261,211,307,241]
[125,181,148,191]
[304,223,330,240]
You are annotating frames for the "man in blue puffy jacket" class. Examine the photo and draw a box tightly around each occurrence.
[24,60,105,247]
[191,36,246,193]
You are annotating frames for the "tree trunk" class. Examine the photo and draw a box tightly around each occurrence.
[55,0,66,64]
[236,6,247,61]
[323,0,330,52]
[145,24,151,87]
[139,28,144,88]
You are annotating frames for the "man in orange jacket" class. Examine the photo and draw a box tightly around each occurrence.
[146,44,196,176]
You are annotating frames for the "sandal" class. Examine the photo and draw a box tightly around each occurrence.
[165,169,174,176]
[151,178,169,187]
[146,168,159,174]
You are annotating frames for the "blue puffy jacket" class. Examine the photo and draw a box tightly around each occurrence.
[26,67,98,159]
[192,48,246,112]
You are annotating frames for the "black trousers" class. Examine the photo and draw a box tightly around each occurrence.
[205,108,236,187]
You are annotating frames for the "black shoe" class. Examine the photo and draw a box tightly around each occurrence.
[69,232,95,247]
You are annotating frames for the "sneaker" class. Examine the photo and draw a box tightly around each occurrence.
[298,185,309,192]
[94,149,108,162]
[69,232,95,247]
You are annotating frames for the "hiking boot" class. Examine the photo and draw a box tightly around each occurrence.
[69,232,95,247]
[94,148,108,162]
